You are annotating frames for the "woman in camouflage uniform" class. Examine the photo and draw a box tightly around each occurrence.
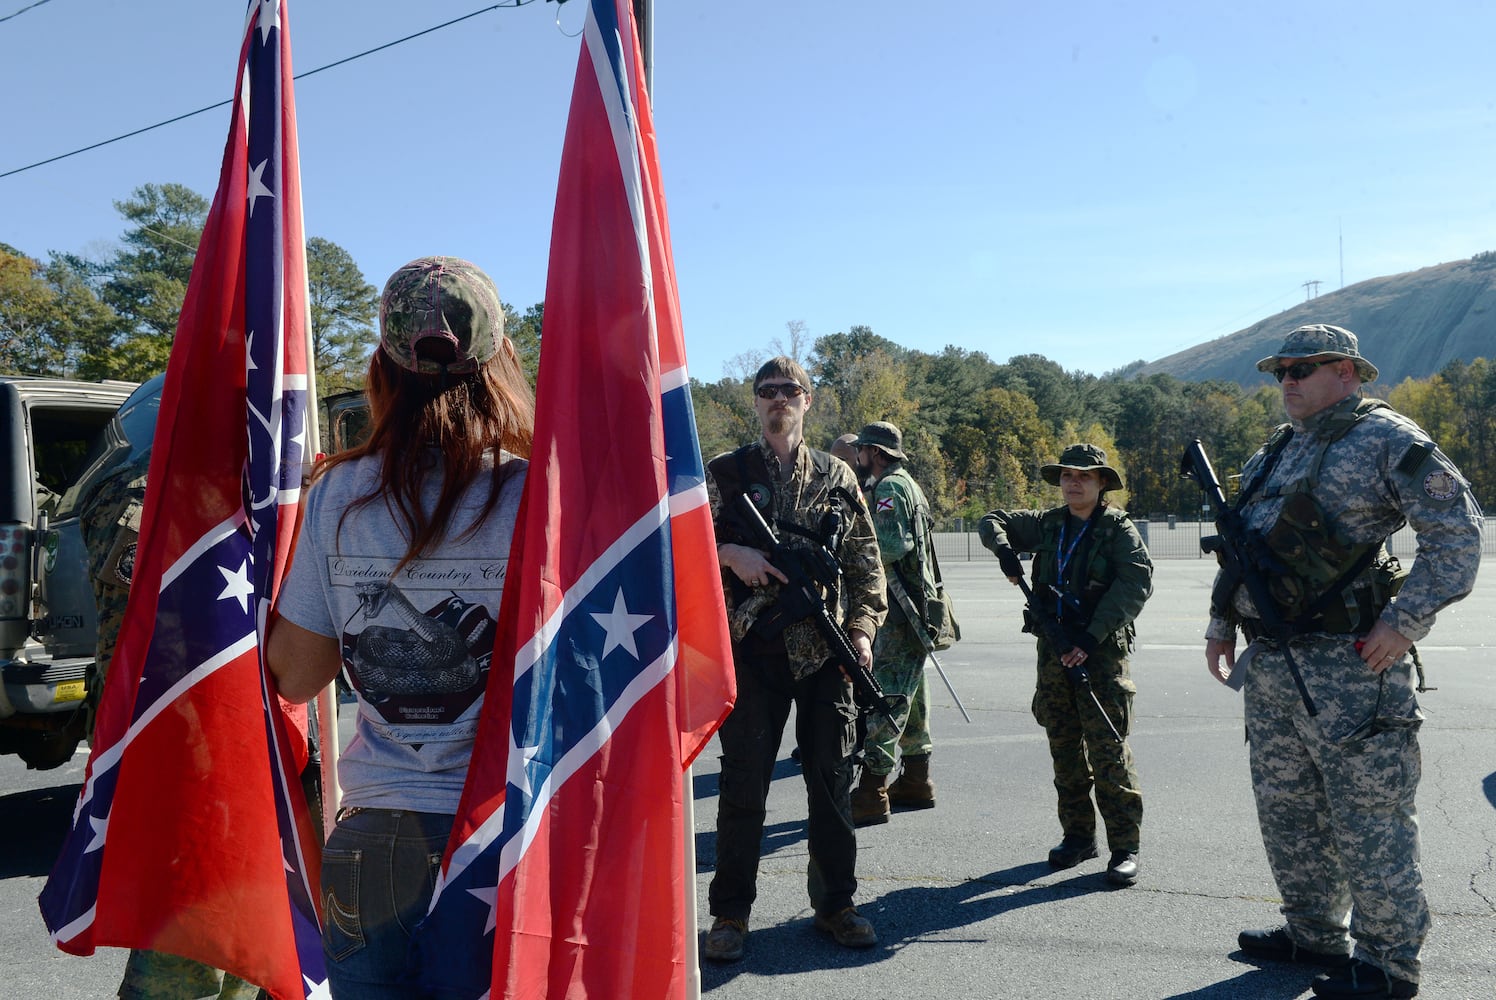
[979,444,1153,888]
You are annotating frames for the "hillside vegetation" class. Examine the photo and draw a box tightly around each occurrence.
[1136,255,1496,387]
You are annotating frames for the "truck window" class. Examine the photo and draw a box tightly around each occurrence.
[30,406,116,516]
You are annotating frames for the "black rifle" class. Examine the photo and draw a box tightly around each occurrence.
[732,493,906,728]
[1179,438,1317,716]
[1011,573,1123,742]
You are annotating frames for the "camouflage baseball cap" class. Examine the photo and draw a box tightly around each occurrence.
[1041,443,1122,492]
[853,421,907,460]
[1255,323,1378,383]
[379,256,503,375]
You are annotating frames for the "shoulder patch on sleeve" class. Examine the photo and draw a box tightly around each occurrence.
[1421,468,1461,502]
[1394,441,1467,505]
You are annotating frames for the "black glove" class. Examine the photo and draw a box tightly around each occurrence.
[994,545,1024,579]
[1067,630,1098,656]
[1062,630,1097,688]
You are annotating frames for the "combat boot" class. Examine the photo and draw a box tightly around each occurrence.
[887,753,936,810]
[850,768,890,827]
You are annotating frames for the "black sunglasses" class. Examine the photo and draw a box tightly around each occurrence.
[1273,359,1339,383]
[755,382,807,400]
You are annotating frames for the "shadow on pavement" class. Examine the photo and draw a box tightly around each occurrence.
[700,860,1320,998]
[0,782,81,878]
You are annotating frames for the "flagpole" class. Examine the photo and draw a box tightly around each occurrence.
[626,4,699,990]
[294,213,340,837]
[625,3,701,992]
[305,413,341,838]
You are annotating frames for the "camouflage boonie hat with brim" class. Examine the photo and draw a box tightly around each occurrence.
[1040,443,1123,492]
[1255,323,1378,383]
[853,421,907,460]
[379,256,503,375]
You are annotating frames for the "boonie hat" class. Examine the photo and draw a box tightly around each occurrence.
[1041,443,1123,492]
[379,256,503,375]
[1255,323,1378,383]
[853,421,907,461]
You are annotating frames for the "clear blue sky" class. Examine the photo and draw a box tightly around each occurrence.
[3,1,1493,381]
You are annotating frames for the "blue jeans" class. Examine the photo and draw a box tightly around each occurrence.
[320,808,453,999]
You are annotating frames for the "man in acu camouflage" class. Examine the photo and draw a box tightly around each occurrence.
[80,456,264,1000]
[1205,324,1484,1000]
[847,421,941,827]
[701,357,887,962]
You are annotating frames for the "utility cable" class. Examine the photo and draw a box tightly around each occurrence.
[0,0,53,26]
[1,1,540,180]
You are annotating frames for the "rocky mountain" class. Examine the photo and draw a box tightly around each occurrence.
[1134,255,1496,387]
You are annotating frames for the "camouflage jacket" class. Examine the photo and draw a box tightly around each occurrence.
[1207,395,1484,643]
[979,503,1153,654]
[708,437,886,679]
[78,456,149,735]
[867,463,939,627]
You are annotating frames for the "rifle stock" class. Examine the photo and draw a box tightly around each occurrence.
[732,494,906,728]
[1179,439,1318,716]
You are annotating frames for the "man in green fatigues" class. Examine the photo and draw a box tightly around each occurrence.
[979,444,1153,888]
[81,458,263,1000]
[848,422,941,826]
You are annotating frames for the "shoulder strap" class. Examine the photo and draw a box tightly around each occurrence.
[1235,424,1294,510]
[1273,398,1391,497]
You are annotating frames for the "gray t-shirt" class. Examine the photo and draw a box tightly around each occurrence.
[277,450,526,813]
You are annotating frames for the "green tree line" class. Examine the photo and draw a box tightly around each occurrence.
[5,183,1492,521]
[689,325,1496,525]
[0,182,543,396]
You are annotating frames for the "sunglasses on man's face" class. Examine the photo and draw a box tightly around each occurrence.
[1273,359,1339,383]
[755,382,807,400]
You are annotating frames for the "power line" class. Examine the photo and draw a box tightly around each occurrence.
[0,0,53,26]
[0,1,541,180]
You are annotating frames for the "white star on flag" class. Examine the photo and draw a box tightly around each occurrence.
[246,160,275,217]
[467,883,500,935]
[218,559,256,614]
[256,0,280,45]
[84,812,109,854]
[590,588,652,661]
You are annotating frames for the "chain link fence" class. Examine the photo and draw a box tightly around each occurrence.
[932,518,1496,563]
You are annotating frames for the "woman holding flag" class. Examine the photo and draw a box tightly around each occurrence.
[267,256,533,997]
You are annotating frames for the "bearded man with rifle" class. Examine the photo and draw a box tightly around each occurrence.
[701,357,887,963]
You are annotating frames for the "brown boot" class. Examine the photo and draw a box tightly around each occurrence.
[887,754,935,810]
[850,768,890,827]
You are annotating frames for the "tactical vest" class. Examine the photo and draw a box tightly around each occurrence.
[1032,504,1132,631]
[708,442,860,604]
[708,443,783,546]
[1243,398,1407,633]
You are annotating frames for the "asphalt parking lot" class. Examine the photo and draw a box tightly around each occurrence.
[689,559,1496,999]
[7,559,1494,998]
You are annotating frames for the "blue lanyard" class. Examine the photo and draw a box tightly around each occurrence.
[1052,515,1093,619]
